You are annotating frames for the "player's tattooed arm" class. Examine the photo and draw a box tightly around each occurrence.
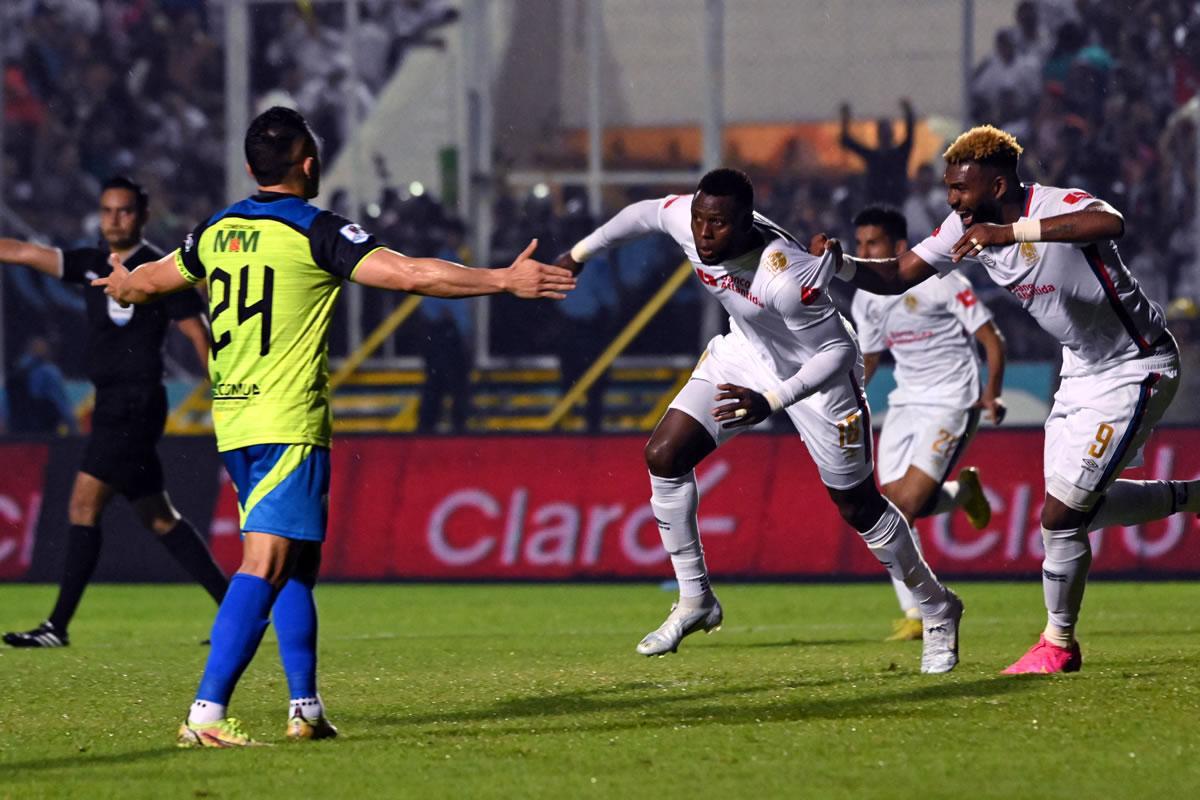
[951,203,1124,261]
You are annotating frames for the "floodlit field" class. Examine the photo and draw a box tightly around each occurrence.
[2,582,1198,798]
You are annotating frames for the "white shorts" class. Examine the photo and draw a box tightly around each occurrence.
[668,333,874,490]
[876,404,982,487]
[1044,351,1179,511]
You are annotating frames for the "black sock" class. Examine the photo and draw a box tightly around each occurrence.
[158,518,229,603]
[48,525,103,632]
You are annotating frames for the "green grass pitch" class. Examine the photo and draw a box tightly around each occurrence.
[2,582,1198,798]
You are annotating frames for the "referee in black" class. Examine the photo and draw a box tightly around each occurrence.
[0,176,228,647]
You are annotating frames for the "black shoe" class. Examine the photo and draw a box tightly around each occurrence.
[3,621,69,648]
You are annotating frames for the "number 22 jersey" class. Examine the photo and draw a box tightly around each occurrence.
[175,191,383,451]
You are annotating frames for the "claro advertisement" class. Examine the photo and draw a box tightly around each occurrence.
[4,432,1199,581]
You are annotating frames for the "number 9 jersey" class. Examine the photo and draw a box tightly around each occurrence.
[174,191,383,452]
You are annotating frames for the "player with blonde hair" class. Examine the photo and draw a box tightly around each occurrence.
[833,125,1199,673]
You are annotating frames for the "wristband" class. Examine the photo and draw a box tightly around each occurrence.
[1012,218,1042,243]
[763,390,784,413]
[569,241,591,263]
[835,256,857,281]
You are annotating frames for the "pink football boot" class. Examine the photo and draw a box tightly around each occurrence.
[1002,634,1082,674]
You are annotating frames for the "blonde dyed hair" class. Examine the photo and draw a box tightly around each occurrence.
[943,125,1023,168]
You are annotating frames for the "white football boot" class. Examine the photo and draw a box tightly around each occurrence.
[920,590,964,674]
[636,594,723,656]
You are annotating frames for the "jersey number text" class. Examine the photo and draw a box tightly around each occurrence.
[210,265,275,358]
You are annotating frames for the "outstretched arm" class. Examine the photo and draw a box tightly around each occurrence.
[92,251,192,305]
[973,320,1007,424]
[0,238,62,276]
[558,198,669,274]
[950,203,1125,261]
[844,251,937,294]
[351,239,575,299]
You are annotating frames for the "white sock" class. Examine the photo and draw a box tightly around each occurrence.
[861,500,949,619]
[1087,480,1176,530]
[649,471,710,599]
[929,481,961,515]
[290,695,325,721]
[891,525,922,615]
[1041,526,1091,643]
[189,699,226,724]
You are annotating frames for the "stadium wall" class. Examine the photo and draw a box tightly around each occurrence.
[3,430,1198,583]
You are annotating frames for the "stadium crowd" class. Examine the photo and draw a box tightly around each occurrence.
[3,0,1200,418]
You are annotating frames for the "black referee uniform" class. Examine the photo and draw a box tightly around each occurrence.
[63,241,203,497]
[4,240,228,648]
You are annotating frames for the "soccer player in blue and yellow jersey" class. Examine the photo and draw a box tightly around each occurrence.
[96,107,575,747]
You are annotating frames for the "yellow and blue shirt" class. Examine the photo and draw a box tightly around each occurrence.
[175,192,382,452]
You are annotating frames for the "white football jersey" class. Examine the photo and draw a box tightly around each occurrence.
[580,194,852,382]
[851,273,991,409]
[911,184,1169,376]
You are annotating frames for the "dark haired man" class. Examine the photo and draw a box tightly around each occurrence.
[559,168,964,674]
[833,126,1199,673]
[96,107,575,746]
[0,176,226,648]
[850,205,1006,641]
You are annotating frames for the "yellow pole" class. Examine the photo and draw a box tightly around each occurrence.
[538,260,693,431]
[329,294,424,391]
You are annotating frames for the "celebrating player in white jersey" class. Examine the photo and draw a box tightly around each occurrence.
[833,126,1200,674]
[850,206,1007,641]
[559,169,964,674]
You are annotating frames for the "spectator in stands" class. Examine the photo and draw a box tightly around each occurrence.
[902,163,944,241]
[1013,1,1053,64]
[972,29,1042,118]
[6,335,78,435]
[839,99,915,207]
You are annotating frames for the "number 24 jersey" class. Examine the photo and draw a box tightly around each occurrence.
[175,191,382,452]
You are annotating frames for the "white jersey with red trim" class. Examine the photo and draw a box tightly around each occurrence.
[575,194,851,383]
[911,184,1169,376]
[851,272,992,409]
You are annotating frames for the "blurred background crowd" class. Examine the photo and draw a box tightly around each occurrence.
[3,0,1200,429]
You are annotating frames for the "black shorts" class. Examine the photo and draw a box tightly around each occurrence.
[80,385,168,501]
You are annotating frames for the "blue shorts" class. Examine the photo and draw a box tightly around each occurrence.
[220,444,330,542]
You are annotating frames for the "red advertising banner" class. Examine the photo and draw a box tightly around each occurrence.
[311,430,1200,580]
[0,443,49,579]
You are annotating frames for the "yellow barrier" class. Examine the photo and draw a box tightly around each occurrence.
[329,294,424,391]
[165,380,211,434]
[535,260,693,431]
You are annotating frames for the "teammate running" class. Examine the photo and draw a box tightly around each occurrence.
[832,126,1200,673]
[850,205,1006,641]
[1,177,226,648]
[95,107,575,746]
[559,169,964,674]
